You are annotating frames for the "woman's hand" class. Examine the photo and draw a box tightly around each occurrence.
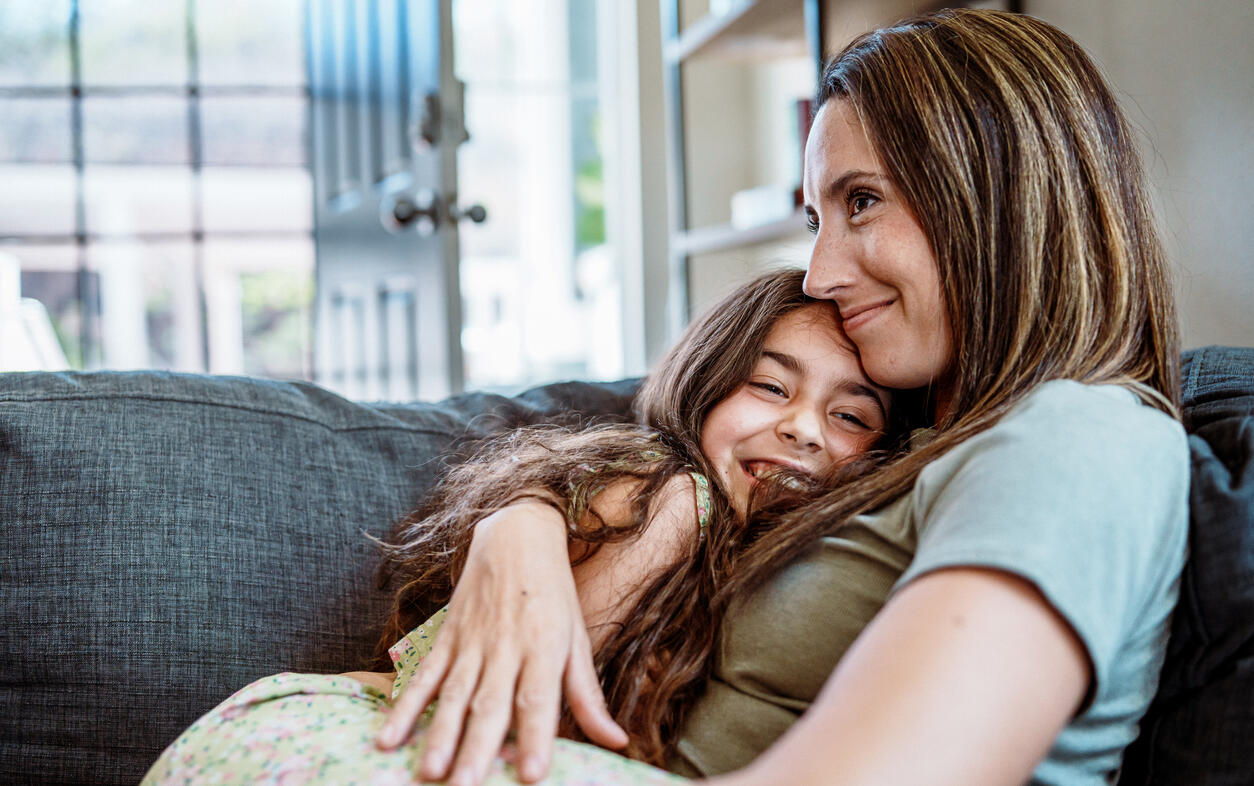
[375,500,628,785]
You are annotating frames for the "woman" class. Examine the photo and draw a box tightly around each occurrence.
[378,9,1188,786]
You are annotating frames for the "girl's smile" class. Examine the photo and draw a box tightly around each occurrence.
[700,301,888,517]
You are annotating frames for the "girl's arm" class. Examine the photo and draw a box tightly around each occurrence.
[710,566,1089,786]
[570,473,700,649]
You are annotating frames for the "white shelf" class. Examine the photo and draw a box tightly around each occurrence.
[665,0,807,64]
[673,208,809,256]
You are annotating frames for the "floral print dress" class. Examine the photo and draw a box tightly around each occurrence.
[141,472,711,785]
[141,607,687,785]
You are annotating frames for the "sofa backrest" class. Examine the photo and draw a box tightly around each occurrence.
[2,350,1252,785]
[0,371,637,785]
[1118,346,1254,785]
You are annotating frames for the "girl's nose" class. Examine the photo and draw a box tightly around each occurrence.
[777,406,823,452]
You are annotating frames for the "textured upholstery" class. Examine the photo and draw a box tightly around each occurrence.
[0,371,637,785]
[1119,347,1254,785]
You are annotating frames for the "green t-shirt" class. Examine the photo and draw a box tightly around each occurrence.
[671,381,1189,785]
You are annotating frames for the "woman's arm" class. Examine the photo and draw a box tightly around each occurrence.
[711,566,1089,786]
[377,500,628,785]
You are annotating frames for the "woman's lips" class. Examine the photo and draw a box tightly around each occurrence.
[841,300,893,333]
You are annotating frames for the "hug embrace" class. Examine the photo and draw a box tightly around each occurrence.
[144,9,1189,785]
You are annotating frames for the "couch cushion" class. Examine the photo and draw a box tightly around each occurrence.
[1119,346,1254,785]
[0,371,637,786]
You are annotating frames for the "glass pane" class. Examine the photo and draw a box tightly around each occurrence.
[83,96,189,164]
[86,239,202,371]
[197,0,306,87]
[84,165,194,235]
[200,95,306,166]
[453,1,526,84]
[201,167,312,233]
[458,89,522,258]
[0,1,72,86]
[79,0,188,87]
[0,164,77,236]
[455,1,622,389]
[6,243,86,368]
[0,97,73,163]
[202,238,313,380]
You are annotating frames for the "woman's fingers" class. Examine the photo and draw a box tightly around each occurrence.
[376,635,453,749]
[417,650,488,781]
[564,623,628,750]
[444,654,524,786]
[511,654,565,782]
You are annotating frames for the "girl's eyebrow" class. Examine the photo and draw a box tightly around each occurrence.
[761,350,888,421]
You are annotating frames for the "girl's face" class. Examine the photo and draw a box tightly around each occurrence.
[700,302,889,517]
[801,100,955,397]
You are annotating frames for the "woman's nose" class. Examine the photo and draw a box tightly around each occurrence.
[803,229,854,301]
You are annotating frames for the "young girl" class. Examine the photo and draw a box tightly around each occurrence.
[141,268,897,785]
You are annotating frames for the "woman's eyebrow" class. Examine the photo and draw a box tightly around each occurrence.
[824,169,885,201]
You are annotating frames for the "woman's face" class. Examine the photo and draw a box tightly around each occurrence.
[700,302,889,517]
[801,100,955,395]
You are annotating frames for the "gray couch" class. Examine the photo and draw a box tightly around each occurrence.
[2,348,1251,785]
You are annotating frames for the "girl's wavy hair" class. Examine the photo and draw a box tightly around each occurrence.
[372,268,905,765]
[717,9,1182,605]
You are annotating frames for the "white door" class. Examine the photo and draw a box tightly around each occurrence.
[308,0,480,400]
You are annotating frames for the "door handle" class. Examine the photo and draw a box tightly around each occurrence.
[382,190,487,235]
[382,190,440,235]
[449,203,487,224]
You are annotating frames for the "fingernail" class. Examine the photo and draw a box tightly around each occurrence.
[422,750,448,776]
[520,755,543,780]
[378,725,397,748]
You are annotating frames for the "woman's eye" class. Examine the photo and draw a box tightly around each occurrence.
[848,190,877,216]
[805,214,819,234]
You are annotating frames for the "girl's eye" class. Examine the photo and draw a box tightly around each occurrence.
[750,381,786,397]
[831,411,871,430]
[805,213,819,234]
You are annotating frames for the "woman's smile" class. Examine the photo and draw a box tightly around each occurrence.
[838,299,895,334]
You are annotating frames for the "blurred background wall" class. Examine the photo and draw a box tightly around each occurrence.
[1,0,1248,392]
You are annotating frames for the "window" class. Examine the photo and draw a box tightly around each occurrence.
[455,0,624,391]
[0,0,313,378]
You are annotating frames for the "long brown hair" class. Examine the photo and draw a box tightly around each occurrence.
[374,268,894,764]
[719,8,1182,601]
